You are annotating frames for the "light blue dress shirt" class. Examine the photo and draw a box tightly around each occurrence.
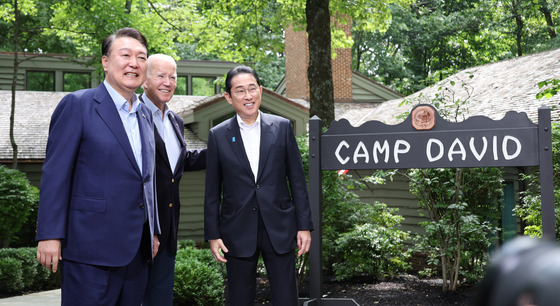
[104,80,143,174]
[140,93,181,172]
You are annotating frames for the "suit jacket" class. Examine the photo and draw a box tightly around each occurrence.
[204,113,314,257]
[36,83,159,267]
[151,107,206,256]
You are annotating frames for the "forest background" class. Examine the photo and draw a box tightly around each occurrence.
[1,0,559,127]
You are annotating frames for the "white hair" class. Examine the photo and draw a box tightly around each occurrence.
[146,54,177,75]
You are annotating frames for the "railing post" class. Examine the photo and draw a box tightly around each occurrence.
[308,116,322,305]
[538,106,555,239]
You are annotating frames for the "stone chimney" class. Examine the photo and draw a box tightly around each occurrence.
[284,19,352,103]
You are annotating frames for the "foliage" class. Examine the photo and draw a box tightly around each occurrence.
[537,78,560,101]
[0,247,59,295]
[0,257,23,294]
[173,240,225,305]
[514,122,560,238]
[0,165,39,248]
[0,0,77,55]
[333,210,410,280]
[408,167,503,291]
[353,0,560,95]
[397,73,476,122]
[296,135,411,280]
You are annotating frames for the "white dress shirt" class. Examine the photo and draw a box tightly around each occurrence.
[141,94,182,172]
[238,112,261,182]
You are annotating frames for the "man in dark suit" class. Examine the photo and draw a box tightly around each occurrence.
[140,54,206,306]
[36,28,159,305]
[204,65,314,305]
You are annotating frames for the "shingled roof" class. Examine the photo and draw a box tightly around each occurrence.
[337,47,560,126]
[2,47,558,161]
[0,91,208,161]
[0,91,66,161]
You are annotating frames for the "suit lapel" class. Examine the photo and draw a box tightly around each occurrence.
[93,84,141,176]
[257,113,276,182]
[153,125,172,171]
[225,117,254,180]
[169,114,186,148]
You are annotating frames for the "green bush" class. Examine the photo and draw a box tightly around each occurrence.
[320,175,412,280]
[0,247,58,295]
[173,240,225,305]
[334,222,410,280]
[0,165,39,248]
[296,135,410,280]
[0,257,24,294]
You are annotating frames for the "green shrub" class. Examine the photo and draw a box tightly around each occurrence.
[0,247,58,295]
[296,135,410,280]
[321,177,411,280]
[177,239,196,249]
[334,222,410,280]
[0,257,24,294]
[173,241,225,305]
[0,165,39,248]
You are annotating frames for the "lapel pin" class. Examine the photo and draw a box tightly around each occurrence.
[142,113,146,119]
[232,137,236,142]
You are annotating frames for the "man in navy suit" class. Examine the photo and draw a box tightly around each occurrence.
[140,54,206,306]
[204,65,314,305]
[36,28,159,305]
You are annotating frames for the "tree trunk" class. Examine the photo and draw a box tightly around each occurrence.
[512,1,524,56]
[10,0,19,170]
[450,222,461,291]
[125,0,132,13]
[441,239,449,292]
[353,30,363,71]
[536,0,557,39]
[306,0,335,128]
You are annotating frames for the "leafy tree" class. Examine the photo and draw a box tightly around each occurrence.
[47,0,181,71]
[408,167,503,291]
[0,0,76,169]
[352,0,559,96]
[0,165,39,248]
[159,0,410,127]
[386,74,504,291]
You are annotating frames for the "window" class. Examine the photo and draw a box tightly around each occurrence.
[192,76,216,96]
[26,71,55,91]
[176,76,187,95]
[64,72,91,92]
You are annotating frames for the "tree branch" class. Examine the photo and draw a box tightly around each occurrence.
[146,0,182,32]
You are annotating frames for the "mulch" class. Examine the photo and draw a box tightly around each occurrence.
[254,274,477,305]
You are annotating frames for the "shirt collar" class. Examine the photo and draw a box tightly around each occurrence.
[237,111,261,129]
[104,80,140,113]
[140,93,169,119]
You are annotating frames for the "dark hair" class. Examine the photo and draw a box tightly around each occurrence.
[474,236,560,306]
[225,65,261,94]
[102,27,148,57]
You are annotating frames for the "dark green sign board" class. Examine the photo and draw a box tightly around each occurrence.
[307,104,554,305]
